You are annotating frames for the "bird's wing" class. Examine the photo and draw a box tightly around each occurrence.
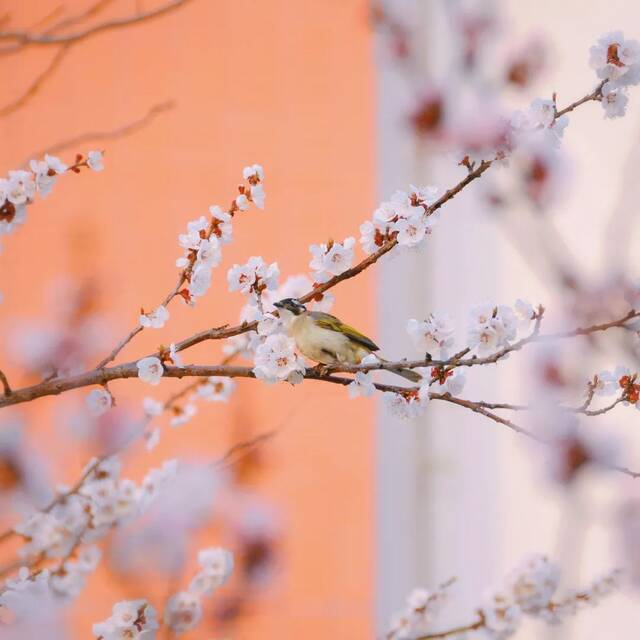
[310,312,380,352]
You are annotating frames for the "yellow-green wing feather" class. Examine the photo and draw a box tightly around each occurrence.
[311,312,379,352]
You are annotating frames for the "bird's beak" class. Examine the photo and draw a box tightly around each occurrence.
[273,301,284,309]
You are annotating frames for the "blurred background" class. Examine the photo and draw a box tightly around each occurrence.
[1,1,639,638]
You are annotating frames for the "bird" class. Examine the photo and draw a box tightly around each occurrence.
[273,298,421,383]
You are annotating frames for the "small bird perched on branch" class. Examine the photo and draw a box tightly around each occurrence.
[273,298,421,383]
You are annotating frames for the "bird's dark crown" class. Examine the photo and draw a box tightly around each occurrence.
[273,298,307,316]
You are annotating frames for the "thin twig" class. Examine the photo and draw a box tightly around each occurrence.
[0,0,194,52]
[20,101,175,168]
[0,44,71,117]
[0,369,11,396]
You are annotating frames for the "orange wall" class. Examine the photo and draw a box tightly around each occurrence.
[0,1,376,637]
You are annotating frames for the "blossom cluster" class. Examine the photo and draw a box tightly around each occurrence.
[1,457,179,621]
[387,579,454,639]
[92,599,159,640]
[359,185,441,255]
[0,151,103,239]
[387,554,622,639]
[140,376,235,450]
[594,366,640,407]
[175,164,265,304]
[589,31,639,118]
[163,547,234,633]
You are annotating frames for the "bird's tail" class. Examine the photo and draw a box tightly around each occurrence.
[377,357,422,383]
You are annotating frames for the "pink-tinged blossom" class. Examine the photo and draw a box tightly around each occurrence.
[189,264,213,298]
[139,305,169,329]
[196,237,222,267]
[309,237,356,283]
[137,357,163,385]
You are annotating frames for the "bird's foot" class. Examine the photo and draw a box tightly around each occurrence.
[311,364,331,377]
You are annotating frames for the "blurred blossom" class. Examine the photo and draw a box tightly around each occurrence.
[7,280,109,378]
[0,418,51,510]
[504,37,548,89]
[108,461,220,576]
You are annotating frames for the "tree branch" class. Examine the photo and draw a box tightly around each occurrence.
[0,0,194,52]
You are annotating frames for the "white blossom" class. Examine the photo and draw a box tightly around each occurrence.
[589,31,640,86]
[383,385,430,419]
[137,357,163,385]
[197,376,235,402]
[505,554,560,613]
[227,256,279,299]
[189,264,213,298]
[85,388,113,416]
[243,164,265,181]
[348,371,376,398]
[189,547,234,594]
[87,150,104,172]
[309,237,356,282]
[251,183,265,209]
[163,591,202,633]
[143,397,164,416]
[601,81,628,118]
[235,193,250,210]
[407,314,455,356]
[209,205,233,244]
[93,599,158,639]
[253,333,305,383]
[468,303,518,355]
[145,427,161,451]
[139,305,169,329]
[169,403,197,428]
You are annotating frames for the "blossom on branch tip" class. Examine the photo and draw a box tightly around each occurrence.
[589,31,640,86]
[601,82,628,118]
[243,164,265,182]
[137,357,163,385]
[139,305,169,329]
[86,150,104,172]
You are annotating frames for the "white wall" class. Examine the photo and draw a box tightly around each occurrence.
[375,0,640,636]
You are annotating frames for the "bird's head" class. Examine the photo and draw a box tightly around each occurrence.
[273,298,307,316]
